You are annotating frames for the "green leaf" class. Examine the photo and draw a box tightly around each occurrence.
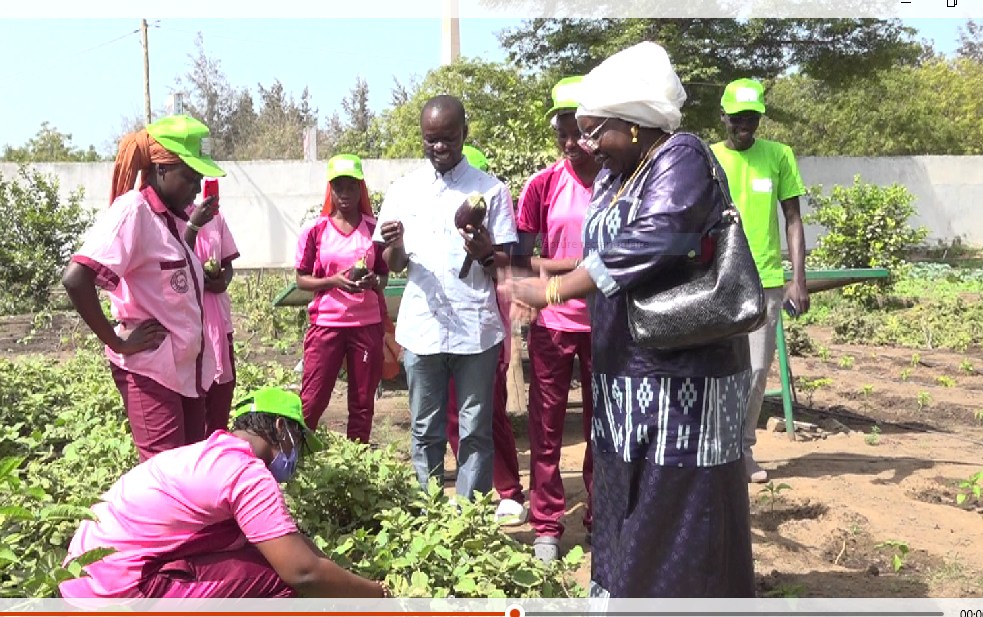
[511,567,542,587]
[454,576,477,594]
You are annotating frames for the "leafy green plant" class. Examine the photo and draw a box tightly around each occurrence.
[975,410,983,425]
[838,355,855,369]
[0,166,92,315]
[784,320,815,356]
[817,345,831,362]
[900,368,912,382]
[917,391,932,412]
[935,375,956,388]
[911,353,922,367]
[764,583,807,598]
[859,384,874,412]
[0,456,114,597]
[796,376,832,407]
[804,176,928,305]
[875,540,910,573]
[955,471,983,507]
[758,481,792,513]
[865,425,882,446]
[959,359,976,374]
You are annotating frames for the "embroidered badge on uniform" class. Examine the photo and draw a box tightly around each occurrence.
[170,270,190,294]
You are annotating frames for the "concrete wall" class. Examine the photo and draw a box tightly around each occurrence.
[3,156,981,268]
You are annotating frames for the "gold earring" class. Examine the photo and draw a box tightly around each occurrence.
[631,126,638,143]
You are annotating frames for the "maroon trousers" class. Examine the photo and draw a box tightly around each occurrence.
[204,333,236,437]
[301,323,384,443]
[110,365,206,462]
[137,545,295,598]
[446,345,525,503]
[526,323,594,537]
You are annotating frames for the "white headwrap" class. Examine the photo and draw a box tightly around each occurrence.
[575,41,687,132]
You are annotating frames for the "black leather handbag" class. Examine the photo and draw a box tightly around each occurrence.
[626,141,767,350]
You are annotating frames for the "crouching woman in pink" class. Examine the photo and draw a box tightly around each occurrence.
[59,387,389,599]
[295,154,388,442]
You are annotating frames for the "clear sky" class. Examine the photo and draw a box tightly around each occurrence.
[0,18,970,156]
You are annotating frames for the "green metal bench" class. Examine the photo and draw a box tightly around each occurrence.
[770,268,890,438]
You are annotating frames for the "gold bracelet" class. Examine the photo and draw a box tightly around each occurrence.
[379,580,392,598]
[546,276,562,306]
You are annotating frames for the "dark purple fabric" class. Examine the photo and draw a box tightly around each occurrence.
[590,455,754,597]
[584,133,750,379]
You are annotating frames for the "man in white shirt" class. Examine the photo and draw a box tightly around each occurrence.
[373,95,518,499]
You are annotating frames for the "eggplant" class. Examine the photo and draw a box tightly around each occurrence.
[203,257,221,279]
[348,257,369,281]
[457,193,488,278]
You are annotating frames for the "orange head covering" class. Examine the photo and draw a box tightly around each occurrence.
[110,129,183,205]
[320,178,373,218]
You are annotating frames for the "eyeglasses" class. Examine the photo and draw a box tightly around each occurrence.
[577,118,611,152]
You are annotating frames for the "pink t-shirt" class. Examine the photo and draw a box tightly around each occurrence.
[59,431,298,599]
[295,215,389,328]
[72,187,216,398]
[182,207,240,385]
[516,159,592,333]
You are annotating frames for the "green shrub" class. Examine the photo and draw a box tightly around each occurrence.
[0,166,92,315]
[804,176,928,304]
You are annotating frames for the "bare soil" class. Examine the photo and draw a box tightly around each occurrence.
[4,314,982,598]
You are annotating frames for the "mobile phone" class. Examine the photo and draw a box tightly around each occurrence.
[203,179,220,210]
[783,299,799,318]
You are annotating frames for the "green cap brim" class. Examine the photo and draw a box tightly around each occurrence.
[179,153,226,178]
[328,170,364,182]
[302,430,324,454]
[544,104,577,119]
[722,101,766,115]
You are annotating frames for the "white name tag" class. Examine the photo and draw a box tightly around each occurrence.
[752,178,773,193]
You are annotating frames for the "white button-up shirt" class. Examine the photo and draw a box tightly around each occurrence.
[373,158,517,355]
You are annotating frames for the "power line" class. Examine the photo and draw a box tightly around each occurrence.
[76,28,141,56]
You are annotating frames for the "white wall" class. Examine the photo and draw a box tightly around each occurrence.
[3,156,982,268]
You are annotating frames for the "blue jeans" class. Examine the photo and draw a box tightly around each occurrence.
[403,343,501,499]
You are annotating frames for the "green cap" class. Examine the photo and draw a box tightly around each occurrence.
[720,78,766,115]
[462,145,488,171]
[145,115,225,178]
[545,76,584,118]
[230,387,324,453]
[326,154,364,182]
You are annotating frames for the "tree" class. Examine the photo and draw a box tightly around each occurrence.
[0,167,92,315]
[320,77,385,159]
[235,81,318,160]
[2,123,102,163]
[499,18,924,136]
[957,19,983,62]
[174,34,239,159]
[373,59,557,196]
[760,57,983,155]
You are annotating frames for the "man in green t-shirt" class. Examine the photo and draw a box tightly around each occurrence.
[711,78,810,484]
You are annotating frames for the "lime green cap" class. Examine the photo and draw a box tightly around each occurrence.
[146,115,225,178]
[721,78,766,115]
[462,145,488,171]
[326,154,364,182]
[230,387,323,453]
[545,76,584,118]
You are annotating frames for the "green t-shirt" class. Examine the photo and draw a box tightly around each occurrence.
[711,138,806,288]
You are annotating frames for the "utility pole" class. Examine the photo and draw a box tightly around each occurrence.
[141,19,152,124]
[440,0,460,66]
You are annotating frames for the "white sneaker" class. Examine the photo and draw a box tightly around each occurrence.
[533,535,560,564]
[494,498,528,526]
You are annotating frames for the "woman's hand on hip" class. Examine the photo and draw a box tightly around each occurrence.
[115,319,168,355]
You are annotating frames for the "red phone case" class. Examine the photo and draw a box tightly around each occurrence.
[203,179,220,210]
